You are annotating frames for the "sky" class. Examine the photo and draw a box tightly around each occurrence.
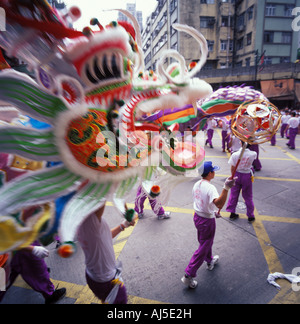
[63,0,157,30]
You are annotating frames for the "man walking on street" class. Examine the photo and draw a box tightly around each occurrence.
[181,162,236,289]
[286,112,299,150]
[226,143,257,222]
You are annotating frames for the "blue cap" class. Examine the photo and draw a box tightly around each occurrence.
[199,161,220,177]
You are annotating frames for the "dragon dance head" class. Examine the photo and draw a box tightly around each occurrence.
[0,0,213,255]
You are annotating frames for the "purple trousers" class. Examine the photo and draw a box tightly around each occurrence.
[226,172,255,219]
[206,129,214,147]
[134,185,164,216]
[271,134,276,146]
[287,128,298,149]
[222,131,230,150]
[281,124,288,138]
[249,144,262,171]
[0,242,54,302]
[185,215,216,278]
[86,273,127,304]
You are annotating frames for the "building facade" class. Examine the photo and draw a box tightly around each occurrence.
[142,0,300,72]
[235,0,300,68]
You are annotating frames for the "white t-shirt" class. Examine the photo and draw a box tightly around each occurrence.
[281,115,291,124]
[288,117,300,129]
[228,148,257,174]
[221,118,230,131]
[231,135,242,153]
[193,180,219,218]
[207,119,217,130]
[77,213,116,283]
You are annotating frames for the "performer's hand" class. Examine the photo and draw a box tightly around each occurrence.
[223,177,237,191]
[122,214,138,228]
[32,246,50,259]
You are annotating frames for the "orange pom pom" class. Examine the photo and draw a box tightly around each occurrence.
[58,242,76,259]
[150,185,161,198]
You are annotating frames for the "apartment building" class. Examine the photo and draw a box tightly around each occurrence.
[142,0,179,71]
[235,0,300,68]
[142,0,300,71]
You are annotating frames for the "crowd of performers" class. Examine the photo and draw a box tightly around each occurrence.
[1,111,295,303]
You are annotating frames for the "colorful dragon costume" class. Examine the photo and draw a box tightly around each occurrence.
[0,0,211,256]
[0,0,280,257]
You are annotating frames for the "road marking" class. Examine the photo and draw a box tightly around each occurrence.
[215,173,300,182]
[13,276,166,305]
[206,155,294,162]
[107,202,300,224]
[276,146,300,165]
[269,280,300,304]
[114,220,138,260]
[11,204,299,305]
[252,209,284,274]
[284,151,300,165]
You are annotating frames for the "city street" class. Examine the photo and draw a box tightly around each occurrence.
[1,129,300,305]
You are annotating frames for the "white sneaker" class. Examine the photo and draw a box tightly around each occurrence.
[181,275,198,289]
[207,255,219,271]
[157,212,171,220]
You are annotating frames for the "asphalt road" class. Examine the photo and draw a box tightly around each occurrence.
[1,129,300,305]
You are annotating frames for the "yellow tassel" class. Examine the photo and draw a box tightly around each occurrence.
[111,278,124,288]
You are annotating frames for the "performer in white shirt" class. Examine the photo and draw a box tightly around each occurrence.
[286,112,300,150]
[221,118,231,152]
[181,161,236,289]
[281,111,291,138]
[226,144,257,222]
[205,117,217,148]
[77,202,137,304]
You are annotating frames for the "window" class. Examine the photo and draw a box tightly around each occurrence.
[282,32,292,44]
[285,5,294,17]
[246,32,252,46]
[266,5,276,17]
[221,16,232,27]
[247,6,254,20]
[237,13,245,31]
[200,16,216,28]
[280,57,290,63]
[170,0,177,13]
[207,40,215,52]
[264,31,274,43]
[201,0,215,3]
[237,38,244,50]
[220,40,227,51]
[220,40,233,51]
[265,57,272,65]
[245,57,251,67]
